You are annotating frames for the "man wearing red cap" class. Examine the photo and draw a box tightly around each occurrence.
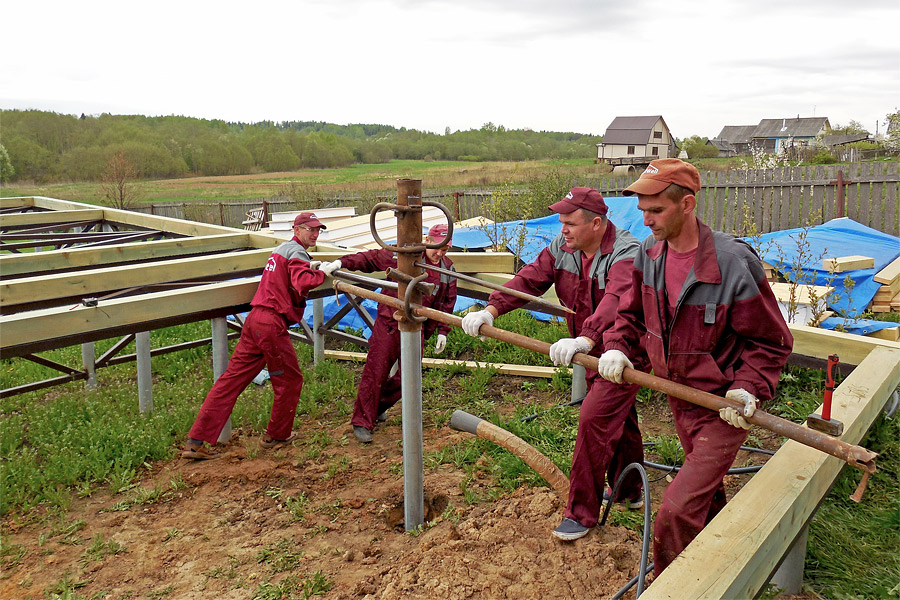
[316,223,457,443]
[596,158,793,575]
[460,187,649,541]
[181,212,328,459]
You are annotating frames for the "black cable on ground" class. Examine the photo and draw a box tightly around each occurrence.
[602,462,652,599]
[642,442,773,477]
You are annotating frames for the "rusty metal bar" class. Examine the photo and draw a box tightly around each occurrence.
[414,261,575,315]
[332,280,879,474]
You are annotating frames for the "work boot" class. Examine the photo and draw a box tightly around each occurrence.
[376,411,387,424]
[552,518,590,541]
[602,487,644,510]
[353,426,373,444]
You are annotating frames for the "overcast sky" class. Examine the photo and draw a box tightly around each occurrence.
[2,0,898,139]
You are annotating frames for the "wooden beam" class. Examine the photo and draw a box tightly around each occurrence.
[0,210,105,228]
[822,255,874,272]
[874,256,900,285]
[309,250,517,274]
[788,323,900,365]
[643,345,900,599]
[1,248,273,306]
[324,349,564,378]
[0,277,260,358]
[0,197,34,210]
[0,233,255,277]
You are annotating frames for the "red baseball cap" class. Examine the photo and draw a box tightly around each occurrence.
[427,223,450,243]
[623,159,701,196]
[293,212,326,229]
[549,187,608,215]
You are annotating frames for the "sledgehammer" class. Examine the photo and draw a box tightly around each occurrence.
[807,354,844,437]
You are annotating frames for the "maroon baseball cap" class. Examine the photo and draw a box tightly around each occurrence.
[623,159,701,196]
[293,212,326,229]
[549,187,608,216]
[427,223,450,243]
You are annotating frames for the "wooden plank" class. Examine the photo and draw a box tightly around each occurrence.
[1,277,261,354]
[0,233,255,277]
[644,345,900,600]
[867,327,900,342]
[856,181,870,228]
[1,248,273,306]
[811,175,825,224]
[822,255,875,273]
[307,250,517,274]
[875,256,900,285]
[0,209,105,228]
[885,175,898,237]
[0,197,35,210]
[788,322,900,365]
[324,349,563,378]
[778,170,791,232]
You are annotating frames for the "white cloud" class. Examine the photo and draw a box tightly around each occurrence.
[2,0,898,138]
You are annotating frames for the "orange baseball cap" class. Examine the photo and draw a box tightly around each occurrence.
[623,159,701,196]
[427,223,450,243]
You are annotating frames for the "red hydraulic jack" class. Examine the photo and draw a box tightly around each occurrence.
[807,354,844,437]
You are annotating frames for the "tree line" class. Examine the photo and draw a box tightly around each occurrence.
[0,110,603,183]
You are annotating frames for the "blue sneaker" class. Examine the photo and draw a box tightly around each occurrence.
[602,488,644,510]
[552,518,590,541]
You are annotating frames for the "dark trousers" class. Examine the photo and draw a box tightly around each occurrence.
[653,396,747,576]
[350,316,404,430]
[565,373,644,527]
[188,307,303,444]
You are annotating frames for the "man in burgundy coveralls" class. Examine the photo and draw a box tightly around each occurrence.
[182,212,327,459]
[459,187,650,540]
[596,159,793,575]
[316,224,457,444]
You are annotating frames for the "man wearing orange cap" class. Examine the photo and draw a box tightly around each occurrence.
[182,212,328,459]
[316,224,457,443]
[461,187,649,541]
[596,158,793,575]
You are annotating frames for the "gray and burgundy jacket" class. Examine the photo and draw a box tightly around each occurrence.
[338,248,457,339]
[488,222,642,357]
[251,237,326,326]
[603,219,793,401]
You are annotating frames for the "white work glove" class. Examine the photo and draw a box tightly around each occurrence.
[319,260,342,277]
[720,388,758,430]
[309,260,322,269]
[596,349,634,384]
[461,309,494,337]
[434,334,447,355]
[549,336,593,366]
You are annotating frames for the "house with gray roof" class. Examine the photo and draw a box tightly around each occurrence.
[751,117,831,154]
[596,115,676,165]
[708,125,757,156]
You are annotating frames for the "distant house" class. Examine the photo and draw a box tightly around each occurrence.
[708,125,757,156]
[596,115,675,164]
[751,117,831,154]
[820,133,870,148]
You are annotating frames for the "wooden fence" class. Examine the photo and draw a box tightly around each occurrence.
[135,162,900,237]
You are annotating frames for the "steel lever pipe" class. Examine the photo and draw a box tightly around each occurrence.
[332,280,878,474]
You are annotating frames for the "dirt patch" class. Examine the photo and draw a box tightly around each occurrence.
[1,384,781,599]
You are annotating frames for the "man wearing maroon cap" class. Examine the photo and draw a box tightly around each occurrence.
[181,212,328,459]
[460,187,650,541]
[316,223,457,443]
[596,158,793,575]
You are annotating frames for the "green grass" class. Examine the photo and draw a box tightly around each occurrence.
[1,313,896,598]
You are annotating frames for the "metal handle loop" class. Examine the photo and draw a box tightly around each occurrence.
[402,273,429,324]
[421,200,455,250]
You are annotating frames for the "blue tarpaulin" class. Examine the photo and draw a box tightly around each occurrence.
[752,218,900,321]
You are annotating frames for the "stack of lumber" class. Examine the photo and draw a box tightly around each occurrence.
[769,282,834,326]
[264,207,358,239]
[316,206,445,249]
[870,256,900,314]
[822,255,875,272]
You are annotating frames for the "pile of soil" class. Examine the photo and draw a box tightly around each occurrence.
[0,377,778,599]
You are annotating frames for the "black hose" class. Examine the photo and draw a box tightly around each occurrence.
[643,442,773,476]
[602,462,652,599]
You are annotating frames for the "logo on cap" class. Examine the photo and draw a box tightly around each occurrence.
[644,165,659,175]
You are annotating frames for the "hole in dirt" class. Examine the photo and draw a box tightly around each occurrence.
[384,491,450,530]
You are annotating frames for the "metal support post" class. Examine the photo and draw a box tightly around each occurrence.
[571,363,587,404]
[401,329,424,528]
[81,342,98,390]
[770,524,809,594]
[135,331,153,414]
[313,297,325,365]
[211,317,232,443]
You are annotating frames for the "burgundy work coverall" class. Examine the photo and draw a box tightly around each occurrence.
[487,223,649,527]
[338,248,457,431]
[188,237,325,444]
[603,220,793,575]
